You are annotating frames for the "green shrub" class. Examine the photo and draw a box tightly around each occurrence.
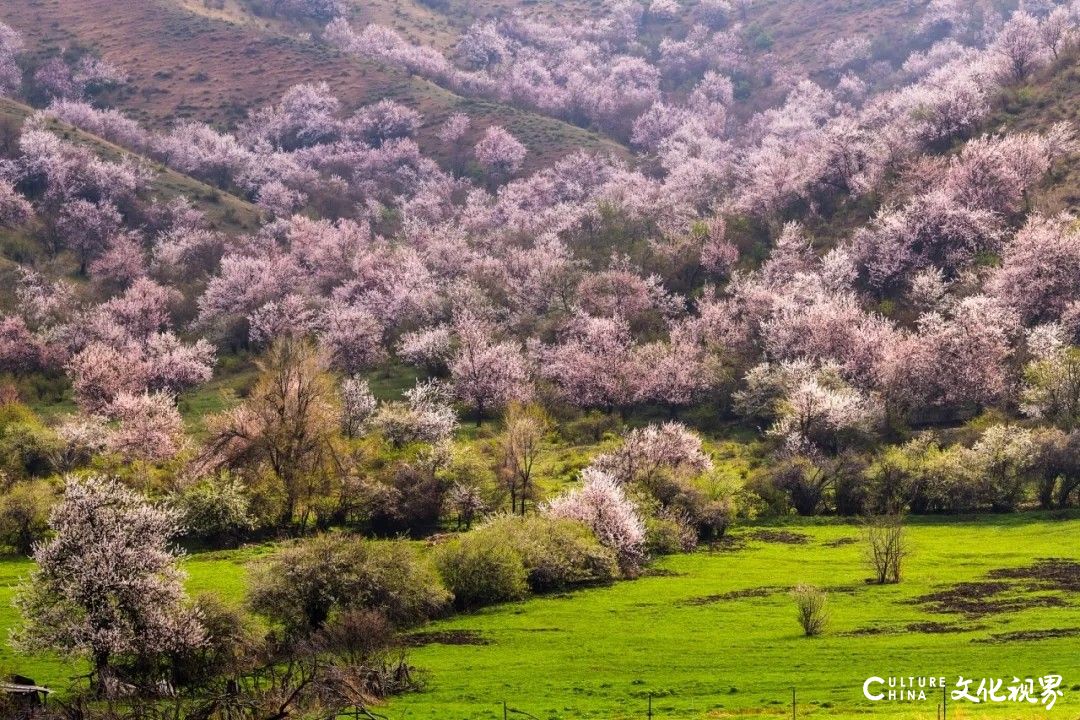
[249,535,449,634]
[0,480,56,555]
[0,407,61,480]
[170,473,254,547]
[169,593,258,687]
[434,531,528,609]
[481,515,618,591]
[558,410,619,445]
[645,511,697,555]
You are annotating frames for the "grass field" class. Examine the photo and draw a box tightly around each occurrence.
[0,514,1076,719]
[387,514,1080,720]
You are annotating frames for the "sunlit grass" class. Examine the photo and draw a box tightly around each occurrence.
[1,515,1076,719]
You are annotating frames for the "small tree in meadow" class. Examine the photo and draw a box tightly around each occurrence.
[12,475,204,691]
[864,513,907,584]
[791,584,828,637]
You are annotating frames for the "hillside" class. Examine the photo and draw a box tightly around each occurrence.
[0,0,626,171]
[0,96,261,235]
[0,1,1078,719]
[990,53,1080,213]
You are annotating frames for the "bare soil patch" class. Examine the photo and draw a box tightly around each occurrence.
[906,621,986,634]
[403,630,489,647]
[707,535,748,552]
[915,580,1068,617]
[748,530,812,545]
[986,559,1080,593]
[973,627,1080,643]
[844,626,894,636]
[682,586,783,606]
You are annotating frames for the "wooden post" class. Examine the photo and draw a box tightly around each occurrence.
[792,687,796,720]
[647,692,653,719]
[504,701,508,720]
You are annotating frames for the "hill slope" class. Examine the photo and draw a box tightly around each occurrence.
[0,0,625,171]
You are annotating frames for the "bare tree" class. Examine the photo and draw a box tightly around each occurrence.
[790,584,828,637]
[500,403,549,515]
[200,339,342,530]
[864,513,907,584]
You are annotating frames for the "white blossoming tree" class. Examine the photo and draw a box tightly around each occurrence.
[13,475,204,691]
[544,468,646,572]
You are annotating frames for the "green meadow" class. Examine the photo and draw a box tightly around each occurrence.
[386,514,1080,720]
[1,513,1077,719]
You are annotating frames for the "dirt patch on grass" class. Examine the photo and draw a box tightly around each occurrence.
[403,630,489,647]
[986,559,1080,593]
[707,535,748,552]
[916,558,1080,618]
[823,584,862,595]
[682,586,783,605]
[844,621,984,636]
[974,627,1080,643]
[915,580,1067,618]
[748,530,811,545]
[906,621,986,634]
[823,537,859,548]
[641,567,685,578]
[844,626,894,636]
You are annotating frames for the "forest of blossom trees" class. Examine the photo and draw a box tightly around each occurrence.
[0,0,1078,714]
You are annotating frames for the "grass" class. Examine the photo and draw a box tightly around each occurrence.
[0,513,1076,720]
[387,513,1080,720]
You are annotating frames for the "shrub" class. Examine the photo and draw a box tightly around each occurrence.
[833,461,870,516]
[170,593,258,687]
[544,468,646,572]
[249,535,449,634]
[365,462,448,536]
[558,410,619,445]
[965,425,1037,512]
[864,514,907,584]
[480,514,618,592]
[249,0,344,21]
[170,472,254,547]
[0,480,56,555]
[358,541,451,624]
[644,510,698,555]
[434,531,528,609]
[314,608,395,665]
[445,481,485,530]
[791,584,828,637]
[0,406,61,480]
[649,469,749,542]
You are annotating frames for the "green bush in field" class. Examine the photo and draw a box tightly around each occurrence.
[644,510,697,555]
[168,592,259,688]
[435,515,619,608]
[249,535,449,634]
[0,404,61,480]
[434,530,529,609]
[481,514,619,592]
[169,472,254,547]
[0,479,56,555]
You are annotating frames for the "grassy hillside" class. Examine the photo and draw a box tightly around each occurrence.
[0,97,261,236]
[988,53,1080,214]
[0,0,625,172]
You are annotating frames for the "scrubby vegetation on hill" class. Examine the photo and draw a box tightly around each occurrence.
[0,0,1078,716]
